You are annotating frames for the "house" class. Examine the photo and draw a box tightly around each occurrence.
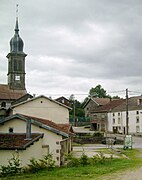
[90,99,124,132]
[108,96,142,134]
[83,97,110,122]
[55,96,71,107]
[11,93,33,106]
[0,114,73,167]
[10,95,71,124]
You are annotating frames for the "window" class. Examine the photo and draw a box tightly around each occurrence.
[61,99,65,103]
[101,114,105,119]
[113,113,115,117]
[136,117,139,123]
[9,127,13,133]
[136,111,139,115]
[137,99,142,106]
[14,60,22,71]
[93,114,97,118]
[118,112,120,116]
[113,118,115,124]
[118,118,121,124]
[136,126,140,133]
[1,102,6,107]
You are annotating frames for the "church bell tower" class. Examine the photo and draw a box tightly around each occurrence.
[6,5,27,91]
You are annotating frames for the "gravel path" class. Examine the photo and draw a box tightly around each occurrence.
[101,166,142,180]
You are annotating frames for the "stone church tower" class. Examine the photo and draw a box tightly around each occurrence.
[0,7,32,112]
[6,16,27,90]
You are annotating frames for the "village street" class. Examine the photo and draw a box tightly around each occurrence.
[73,137,142,180]
[73,127,142,179]
[73,135,142,158]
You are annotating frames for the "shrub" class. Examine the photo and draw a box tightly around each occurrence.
[90,152,113,165]
[0,153,21,177]
[39,154,55,170]
[25,154,55,173]
[26,158,41,173]
[65,153,80,167]
[65,151,113,168]
[80,152,89,166]
[92,132,103,137]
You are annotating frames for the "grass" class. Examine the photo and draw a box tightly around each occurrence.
[1,149,142,180]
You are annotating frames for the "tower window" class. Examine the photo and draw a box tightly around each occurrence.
[14,60,22,71]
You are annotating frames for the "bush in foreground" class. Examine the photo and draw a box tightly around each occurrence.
[65,151,113,167]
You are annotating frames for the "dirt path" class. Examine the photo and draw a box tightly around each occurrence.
[101,166,142,180]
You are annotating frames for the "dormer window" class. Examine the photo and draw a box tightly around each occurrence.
[137,99,142,106]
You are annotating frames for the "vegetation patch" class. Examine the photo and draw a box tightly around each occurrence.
[1,149,142,180]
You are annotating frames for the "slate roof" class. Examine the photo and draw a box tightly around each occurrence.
[83,97,110,108]
[0,133,43,150]
[93,99,124,113]
[112,96,142,112]
[1,114,72,137]
[92,98,110,106]
[0,84,26,100]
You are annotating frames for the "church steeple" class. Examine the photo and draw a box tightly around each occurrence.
[10,5,24,53]
[6,4,27,91]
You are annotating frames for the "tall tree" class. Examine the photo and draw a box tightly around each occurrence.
[89,84,110,98]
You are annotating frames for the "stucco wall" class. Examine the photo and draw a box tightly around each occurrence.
[0,118,63,166]
[0,138,46,167]
[108,110,142,134]
[12,97,69,124]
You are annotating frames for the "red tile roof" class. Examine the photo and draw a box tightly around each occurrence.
[1,114,73,137]
[0,84,26,100]
[23,115,72,135]
[0,133,43,150]
[58,124,74,134]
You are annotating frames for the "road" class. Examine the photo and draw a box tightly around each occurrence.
[73,126,142,148]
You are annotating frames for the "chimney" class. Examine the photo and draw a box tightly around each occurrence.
[26,118,32,140]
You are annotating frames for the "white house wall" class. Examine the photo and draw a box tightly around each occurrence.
[12,97,69,124]
[0,118,63,166]
[0,138,45,167]
[108,110,142,134]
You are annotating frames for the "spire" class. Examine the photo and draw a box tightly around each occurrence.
[10,4,24,53]
[15,4,19,33]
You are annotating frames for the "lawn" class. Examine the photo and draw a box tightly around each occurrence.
[1,149,142,180]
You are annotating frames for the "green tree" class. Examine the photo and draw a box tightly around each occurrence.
[89,85,110,98]
[69,99,85,118]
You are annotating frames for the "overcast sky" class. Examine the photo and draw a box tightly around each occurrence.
[0,0,142,101]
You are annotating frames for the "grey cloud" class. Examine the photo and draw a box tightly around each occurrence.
[1,0,142,99]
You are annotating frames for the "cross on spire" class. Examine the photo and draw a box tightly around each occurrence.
[15,4,19,32]
[16,4,19,19]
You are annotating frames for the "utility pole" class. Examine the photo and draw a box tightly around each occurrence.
[126,88,129,135]
[72,95,76,126]
[73,99,76,126]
